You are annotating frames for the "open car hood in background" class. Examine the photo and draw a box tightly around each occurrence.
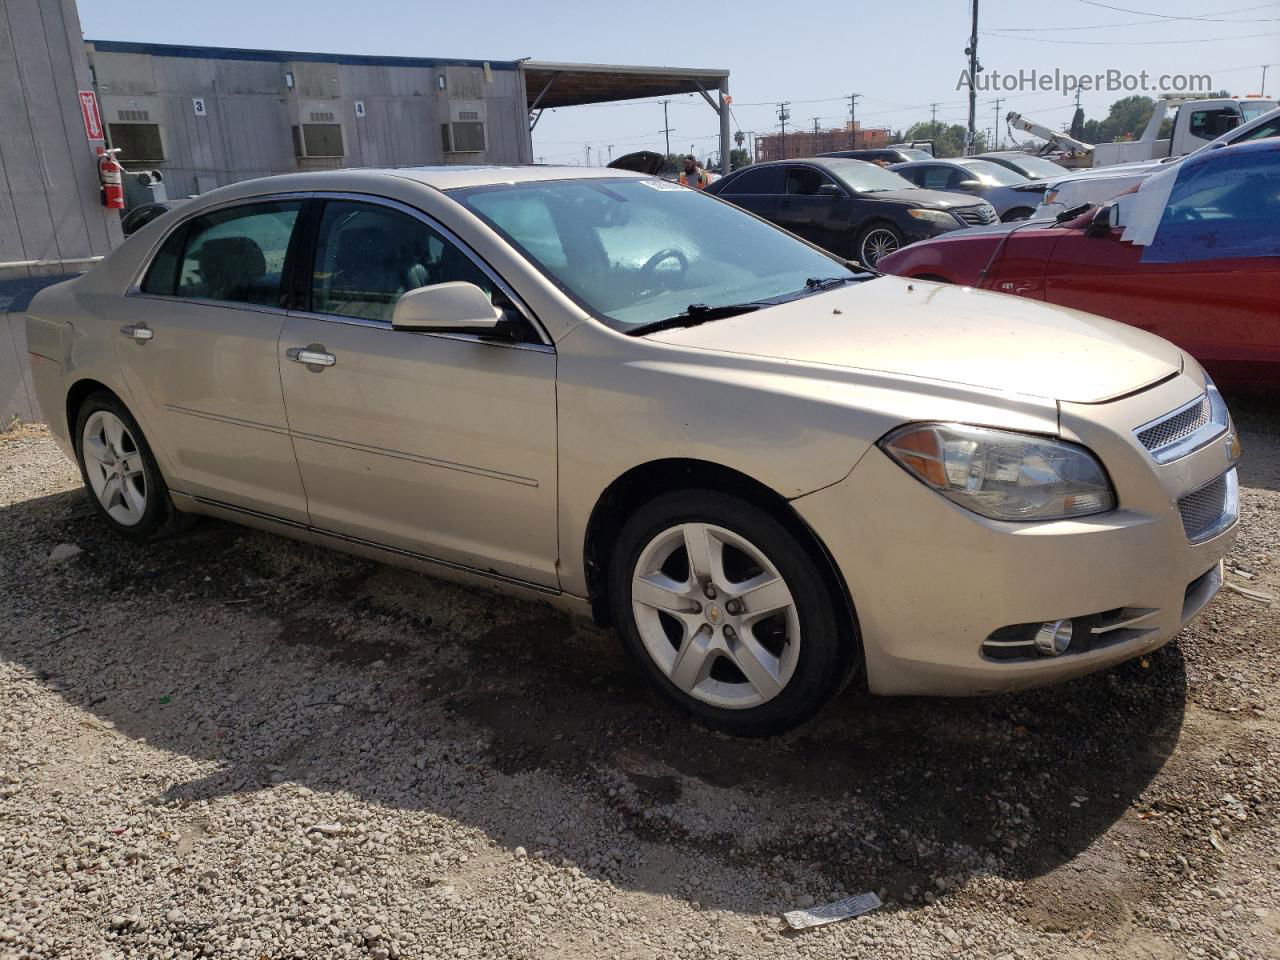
[607,151,666,175]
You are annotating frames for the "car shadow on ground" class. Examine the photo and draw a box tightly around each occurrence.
[2,486,1188,925]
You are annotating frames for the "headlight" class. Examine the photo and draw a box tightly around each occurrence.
[879,423,1116,521]
[907,208,957,224]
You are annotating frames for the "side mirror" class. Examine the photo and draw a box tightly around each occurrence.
[1085,202,1118,236]
[816,183,844,197]
[391,282,506,335]
[957,179,984,191]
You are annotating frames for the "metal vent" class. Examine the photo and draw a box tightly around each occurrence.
[1177,470,1238,543]
[1138,394,1211,453]
[458,110,480,121]
[309,111,335,123]
[117,109,150,122]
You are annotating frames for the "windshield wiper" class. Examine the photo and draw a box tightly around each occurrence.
[626,302,764,337]
[804,276,856,291]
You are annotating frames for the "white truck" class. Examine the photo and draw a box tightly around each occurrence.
[1008,95,1277,169]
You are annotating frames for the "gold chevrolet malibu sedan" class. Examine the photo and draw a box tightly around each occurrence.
[26,166,1241,736]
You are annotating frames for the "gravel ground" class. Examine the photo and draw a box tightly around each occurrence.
[1,406,1278,960]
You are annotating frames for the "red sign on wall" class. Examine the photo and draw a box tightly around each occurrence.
[78,90,104,141]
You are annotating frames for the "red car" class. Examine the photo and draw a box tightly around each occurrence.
[877,140,1280,389]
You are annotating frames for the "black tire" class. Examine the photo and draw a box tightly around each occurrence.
[856,221,904,267]
[609,490,859,737]
[73,391,192,541]
[1001,207,1035,223]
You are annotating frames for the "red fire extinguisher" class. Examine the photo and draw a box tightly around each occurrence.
[97,146,125,210]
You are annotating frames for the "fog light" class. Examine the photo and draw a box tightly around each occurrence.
[1034,619,1073,657]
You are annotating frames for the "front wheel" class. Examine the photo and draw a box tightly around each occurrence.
[856,223,903,267]
[1001,207,1035,223]
[609,491,858,737]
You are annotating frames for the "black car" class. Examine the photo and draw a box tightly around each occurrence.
[816,147,933,165]
[705,158,998,266]
[120,200,187,236]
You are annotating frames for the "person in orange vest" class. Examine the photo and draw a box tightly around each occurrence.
[676,154,712,189]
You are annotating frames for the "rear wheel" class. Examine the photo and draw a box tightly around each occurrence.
[74,391,191,540]
[609,490,857,737]
[856,222,903,266]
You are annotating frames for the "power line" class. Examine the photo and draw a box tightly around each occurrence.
[1074,0,1280,21]
[982,27,1280,43]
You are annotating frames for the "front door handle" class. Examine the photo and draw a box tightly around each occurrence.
[287,346,337,367]
[120,323,154,342]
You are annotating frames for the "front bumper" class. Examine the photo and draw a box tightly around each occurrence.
[793,372,1239,696]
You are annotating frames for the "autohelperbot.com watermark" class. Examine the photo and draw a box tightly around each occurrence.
[957,68,1214,95]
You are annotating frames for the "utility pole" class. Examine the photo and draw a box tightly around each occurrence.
[991,97,1002,150]
[929,102,939,137]
[585,144,591,166]
[1263,64,1270,96]
[847,93,860,149]
[661,100,673,160]
[777,102,790,159]
[607,144,614,161]
[965,0,980,155]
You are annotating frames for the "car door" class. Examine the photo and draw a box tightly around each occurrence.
[277,196,559,588]
[713,165,784,224]
[115,197,309,521]
[1043,148,1280,384]
[777,165,846,249]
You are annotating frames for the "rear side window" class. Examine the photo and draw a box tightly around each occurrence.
[169,201,302,307]
[718,166,783,195]
[1189,108,1240,140]
[140,225,186,295]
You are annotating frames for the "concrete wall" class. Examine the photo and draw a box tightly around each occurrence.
[87,42,533,200]
[0,0,121,279]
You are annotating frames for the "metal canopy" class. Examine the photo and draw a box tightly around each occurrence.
[521,60,733,176]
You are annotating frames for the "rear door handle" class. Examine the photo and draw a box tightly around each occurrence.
[287,347,336,367]
[120,323,154,342]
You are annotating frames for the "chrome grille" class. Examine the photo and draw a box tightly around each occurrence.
[1138,394,1210,453]
[955,206,998,226]
[1177,470,1238,543]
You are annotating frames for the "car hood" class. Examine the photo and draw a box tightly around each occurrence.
[859,188,984,209]
[644,276,1182,404]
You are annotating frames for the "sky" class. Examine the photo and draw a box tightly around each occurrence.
[76,0,1280,163]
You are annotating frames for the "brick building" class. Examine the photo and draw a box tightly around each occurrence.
[754,123,890,162]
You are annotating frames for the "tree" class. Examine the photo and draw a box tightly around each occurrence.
[1080,95,1158,144]
[903,122,987,158]
[729,148,751,170]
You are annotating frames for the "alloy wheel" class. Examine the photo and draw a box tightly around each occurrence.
[861,228,900,265]
[82,410,147,526]
[630,522,801,709]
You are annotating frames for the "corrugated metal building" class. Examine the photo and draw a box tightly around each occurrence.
[86,41,534,199]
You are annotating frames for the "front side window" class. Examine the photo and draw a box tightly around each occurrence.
[1189,108,1240,140]
[453,177,858,331]
[785,167,836,195]
[140,201,301,304]
[956,159,1026,186]
[914,165,953,189]
[310,200,493,323]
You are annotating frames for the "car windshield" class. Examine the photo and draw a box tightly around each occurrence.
[992,154,1067,179]
[451,177,860,331]
[956,159,1029,185]
[1240,101,1278,122]
[816,159,917,193]
[895,149,933,161]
